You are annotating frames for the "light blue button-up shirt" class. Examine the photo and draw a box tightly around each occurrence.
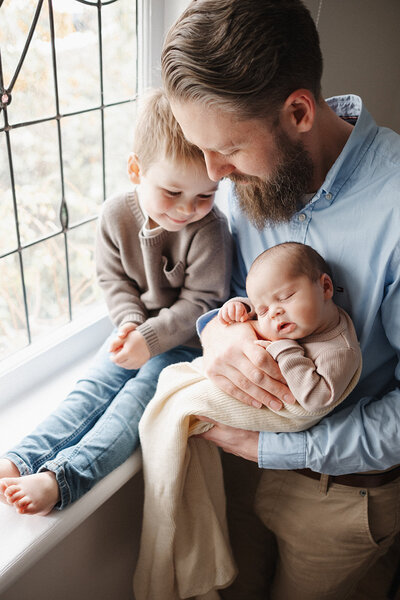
[198,95,400,474]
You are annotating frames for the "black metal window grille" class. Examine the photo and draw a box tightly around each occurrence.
[0,0,138,363]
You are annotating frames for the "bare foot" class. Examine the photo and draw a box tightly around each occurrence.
[1,472,60,516]
[0,459,21,505]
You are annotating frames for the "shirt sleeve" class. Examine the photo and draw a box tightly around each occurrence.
[259,392,400,474]
[266,340,361,411]
[96,201,148,327]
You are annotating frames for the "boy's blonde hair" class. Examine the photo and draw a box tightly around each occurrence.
[133,88,205,172]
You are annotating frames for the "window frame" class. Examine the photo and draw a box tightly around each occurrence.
[0,0,170,395]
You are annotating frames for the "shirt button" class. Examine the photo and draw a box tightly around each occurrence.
[325,192,333,200]
[298,213,306,222]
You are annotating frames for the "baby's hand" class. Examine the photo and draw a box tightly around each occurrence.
[109,326,150,370]
[219,301,250,325]
[109,322,138,354]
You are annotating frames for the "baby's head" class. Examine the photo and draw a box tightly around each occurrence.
[246,242,337,341]
[128,88,218,231]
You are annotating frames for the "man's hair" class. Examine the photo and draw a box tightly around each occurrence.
[249,242,332,282]
[162,0,323,120]
[133,88,205,171]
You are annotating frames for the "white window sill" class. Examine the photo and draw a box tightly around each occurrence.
[0,312,143,594]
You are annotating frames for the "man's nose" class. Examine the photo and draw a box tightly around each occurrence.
[203,150,234,181]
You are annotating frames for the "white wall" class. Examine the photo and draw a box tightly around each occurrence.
[164,0,189,30]
[306,0,400,132]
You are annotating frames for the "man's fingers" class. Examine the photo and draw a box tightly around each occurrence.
[233,350,295,406]
[211,372,284,410]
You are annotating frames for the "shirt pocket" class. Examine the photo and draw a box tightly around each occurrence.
[161,256,185,288]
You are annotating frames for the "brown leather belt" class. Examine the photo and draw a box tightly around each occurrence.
[294,465,400,488]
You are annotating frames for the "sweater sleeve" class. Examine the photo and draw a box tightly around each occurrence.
[267,340,361,413]
[96,201,148,327]
[137,214,233,356]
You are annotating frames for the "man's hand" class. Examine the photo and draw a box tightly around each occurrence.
[109,323,150,369]
[196,417,259,462]
[201,317,295,410]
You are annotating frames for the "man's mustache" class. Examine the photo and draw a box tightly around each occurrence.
[228,173,261,185]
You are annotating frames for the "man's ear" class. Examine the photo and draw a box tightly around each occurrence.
[127,153,141,184]
[281,89,316,134]
[321,273,334,300]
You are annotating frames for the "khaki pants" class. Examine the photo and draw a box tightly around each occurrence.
[221,454,400,600]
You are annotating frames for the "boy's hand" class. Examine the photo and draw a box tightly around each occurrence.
[108,322,138,354]
[219,301,250,325]
[109,325,150,369]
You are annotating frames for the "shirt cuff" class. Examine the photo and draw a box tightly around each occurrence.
[267,339,300,360]
[258,430,307,470]
[196,309,219,337]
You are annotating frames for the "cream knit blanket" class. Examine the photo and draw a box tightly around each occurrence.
[133,356,361,600]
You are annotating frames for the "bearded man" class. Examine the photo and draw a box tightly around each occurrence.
[161,1,400,598]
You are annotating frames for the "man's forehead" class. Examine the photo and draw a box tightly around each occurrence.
[170,99,254,150]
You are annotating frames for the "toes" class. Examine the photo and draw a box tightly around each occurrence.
[8,489,25,503]
[4,484,22,500]
[16,498,33,514]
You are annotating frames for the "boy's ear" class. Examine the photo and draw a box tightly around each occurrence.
[127,153,141,184]
[321,273,334,300]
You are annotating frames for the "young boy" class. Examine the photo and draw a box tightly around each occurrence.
[134,242,362,600]
[0,88,232,516]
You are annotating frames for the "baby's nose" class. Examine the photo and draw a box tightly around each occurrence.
[270,305,283,318]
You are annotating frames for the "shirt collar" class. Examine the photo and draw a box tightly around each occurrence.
[310,94,379,205]
[135,187,163,236]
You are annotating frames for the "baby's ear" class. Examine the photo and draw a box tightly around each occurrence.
[321,273,334,300]
[127,153,141,184]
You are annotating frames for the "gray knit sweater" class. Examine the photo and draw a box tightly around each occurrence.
[96,191,232,357]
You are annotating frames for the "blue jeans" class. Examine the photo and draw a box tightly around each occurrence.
[5,335,201,509]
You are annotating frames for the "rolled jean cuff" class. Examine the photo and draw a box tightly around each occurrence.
[3,452,32,476]
[38,460,71,510]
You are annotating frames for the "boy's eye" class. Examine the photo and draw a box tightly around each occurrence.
[258,307,268,317]
[164,190,181,197]
[197,194,214,199]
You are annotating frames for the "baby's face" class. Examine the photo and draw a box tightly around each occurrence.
[246,260,333,341]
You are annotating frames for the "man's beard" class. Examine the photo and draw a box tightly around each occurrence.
[229,128,314,229]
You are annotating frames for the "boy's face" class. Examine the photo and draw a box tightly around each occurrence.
[246,258,333,341]
[138,157,218,231]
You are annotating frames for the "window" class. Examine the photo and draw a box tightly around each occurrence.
[0,0,139,363]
